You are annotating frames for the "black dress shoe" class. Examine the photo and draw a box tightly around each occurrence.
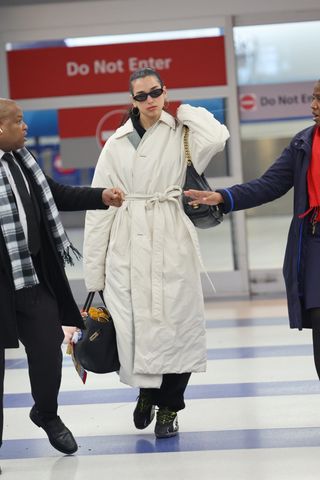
[29,406,78,454]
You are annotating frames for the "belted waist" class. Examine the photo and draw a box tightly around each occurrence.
[123,184,214,323]
[125,185,182,205]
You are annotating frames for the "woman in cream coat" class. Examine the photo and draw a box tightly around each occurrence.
[83,68,229,438]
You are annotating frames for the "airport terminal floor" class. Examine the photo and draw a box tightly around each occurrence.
[2,295,320,479]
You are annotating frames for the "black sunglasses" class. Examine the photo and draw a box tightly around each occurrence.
[132,88,164,102]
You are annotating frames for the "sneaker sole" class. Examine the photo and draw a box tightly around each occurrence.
[155,430,179,439]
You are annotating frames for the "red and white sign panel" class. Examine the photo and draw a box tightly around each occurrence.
[7,37,226,99]
[58,101,181,146]
[238,82,314,122]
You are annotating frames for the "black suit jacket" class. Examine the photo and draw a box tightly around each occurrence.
[0,151,107,348]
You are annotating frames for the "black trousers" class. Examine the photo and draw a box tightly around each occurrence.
[309,308,320,380]
[15,283,64,415]
[0,271,64,445]
[0,350,4,448]
[140,372,191,412]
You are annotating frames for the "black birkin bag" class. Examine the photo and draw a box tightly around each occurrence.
[182,126,223,229]
[73,291,120,374]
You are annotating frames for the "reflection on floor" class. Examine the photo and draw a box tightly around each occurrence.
[2,296,320,479]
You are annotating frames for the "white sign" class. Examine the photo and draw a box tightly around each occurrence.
[238,81,314,122]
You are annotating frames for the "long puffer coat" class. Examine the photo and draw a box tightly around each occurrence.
[83,105,230,387]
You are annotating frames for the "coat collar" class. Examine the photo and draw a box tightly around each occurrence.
[113,110,176,139]
[293,125,315,149]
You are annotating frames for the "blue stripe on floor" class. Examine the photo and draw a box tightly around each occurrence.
[2,426,320,459]
[207,344,312,359]
[206,317,288,328]
[4,316,289,371]
[4,379,320,409]
[5,343,313,370]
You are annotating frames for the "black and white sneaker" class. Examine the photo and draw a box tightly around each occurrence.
[133,391,155,429]
[154,407,179,438]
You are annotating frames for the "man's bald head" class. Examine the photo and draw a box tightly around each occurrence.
[0,98,17,122]
[0,99,27,152]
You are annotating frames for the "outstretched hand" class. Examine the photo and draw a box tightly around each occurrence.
[184,189,224,206]
[102,188,125,207]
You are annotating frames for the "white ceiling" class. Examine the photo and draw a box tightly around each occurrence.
[0,0,91,5]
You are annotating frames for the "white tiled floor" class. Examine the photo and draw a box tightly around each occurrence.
[2,296,320,479]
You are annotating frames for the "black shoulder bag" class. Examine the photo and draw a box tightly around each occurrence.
[73,291,120,374]
[182,125,223,229]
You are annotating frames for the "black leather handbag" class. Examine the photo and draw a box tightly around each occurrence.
[182,126,223,229]
[73,291,120,374]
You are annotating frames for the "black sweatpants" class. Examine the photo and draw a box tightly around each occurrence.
[140,372,191,412]
[309,308,320,379]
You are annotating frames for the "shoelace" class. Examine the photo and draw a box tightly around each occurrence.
[137,394,153,412]
[157,409,176,424]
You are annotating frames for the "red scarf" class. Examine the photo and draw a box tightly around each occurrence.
[299,126,320,222]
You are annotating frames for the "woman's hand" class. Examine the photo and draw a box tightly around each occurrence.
[62,326,78,344]
[184,189,224,206]
[102,188,125,207]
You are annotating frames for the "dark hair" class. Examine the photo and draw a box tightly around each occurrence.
[129,68,164,94]
[119,68,169,126]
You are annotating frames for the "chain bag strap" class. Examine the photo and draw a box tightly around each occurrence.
[182,125,223,229]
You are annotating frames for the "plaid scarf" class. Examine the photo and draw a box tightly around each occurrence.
[0,147,80,290]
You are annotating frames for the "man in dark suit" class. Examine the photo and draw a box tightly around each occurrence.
[0,98,124,465]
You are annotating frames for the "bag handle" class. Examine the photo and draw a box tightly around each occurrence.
[183,125,201,211]
[183,125,192,166]
[83,291,106,313]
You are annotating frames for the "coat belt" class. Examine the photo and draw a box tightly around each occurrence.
[124,186,214,322]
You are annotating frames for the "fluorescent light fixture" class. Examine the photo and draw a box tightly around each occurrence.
[65,28,222,47]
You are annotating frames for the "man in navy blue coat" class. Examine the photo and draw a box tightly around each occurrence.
[0,98,124,466]
[185,79,320,379]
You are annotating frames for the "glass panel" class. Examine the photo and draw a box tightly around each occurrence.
[235,21,318,270]
[24,109,93,186]
[198,217,234,272]
[234,20,320,85]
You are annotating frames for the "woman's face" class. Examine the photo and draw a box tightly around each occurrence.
[131,75,167,128]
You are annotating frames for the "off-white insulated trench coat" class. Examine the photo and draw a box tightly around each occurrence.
[83,104,229,388]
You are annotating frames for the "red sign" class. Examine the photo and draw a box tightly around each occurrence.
[58,101,181,146]
[7,37,226,99]
[96,109,127,147]
[58,105,126,139]
[239,93,257,111]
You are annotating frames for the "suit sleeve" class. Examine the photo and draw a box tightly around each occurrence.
[46,176,107,211]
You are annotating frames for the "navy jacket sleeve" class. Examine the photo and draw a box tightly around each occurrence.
[217,143,296,213]
[46,176,107,211]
